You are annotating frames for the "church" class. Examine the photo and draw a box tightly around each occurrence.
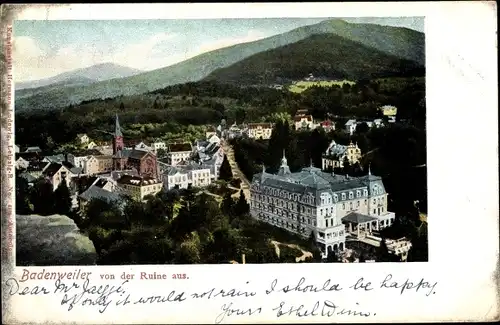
[111,115,159,179]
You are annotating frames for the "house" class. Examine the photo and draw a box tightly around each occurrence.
[93,155,114,174]
[16,152,42,169]
[250,153,396,258]
[373,119,384,128]
[15,156,29,170]
[117,175,163,201]
[42,162,82,191]
[167,142,193,166]
[151,140,167,154]
[24,146,42,153]
[245,123,274,140]
[294,114,316,130]
[14,145,20,153]
[164,163,212,190]
[380,105,397,117]
[70,149,103,173]
[26,161,50,178]
[207,134,221,145]
[345,119,357,135]
[43,154,66,164]
[76,133,90,144]
[134,141,153,152]
[78,184,124,211]
[319,120,335,132]
[322,140,362,170]
[86,141,97,149]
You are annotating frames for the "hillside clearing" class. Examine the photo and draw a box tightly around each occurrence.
[288,80,355,93]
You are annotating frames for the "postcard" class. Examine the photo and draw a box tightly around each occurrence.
[1,2,498,324]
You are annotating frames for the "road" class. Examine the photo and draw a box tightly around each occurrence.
[223,142,251,202]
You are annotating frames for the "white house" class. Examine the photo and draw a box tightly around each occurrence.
[246,123,274,140]
[207,134,221,145]
[167,142,193,166]
[151,140,167,154]
[15,157,29,170]
[134,141,153,152]
[117,175,163,201]
[294,114,317,130]
[76,134,90,144]
[42,162,82,191]
[164,164,212,190]
[86,141,97,149]
[345,119,357,135]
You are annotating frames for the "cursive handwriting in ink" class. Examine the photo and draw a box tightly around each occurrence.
[214,302,262,324]
[191,282,256,300]
[133,290,186,304]
[272,300,374,318]
[5,277,51,296]
[350,277,373,291]
[266,277,343,295]
[380,274,438,296]
[60,279,129,313]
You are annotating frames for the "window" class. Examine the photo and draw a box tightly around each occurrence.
[349,192,353,199]
[342,193,346,200]
[357,201,360,207]
[373,199,376,205]
[342,203,345,210]
[356,190,361,197]
[350,202,353,210]
[373,209,376,214]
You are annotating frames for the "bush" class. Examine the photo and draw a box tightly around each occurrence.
[229,178,242,188]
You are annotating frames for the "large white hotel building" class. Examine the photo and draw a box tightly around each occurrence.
[249,153,396,258]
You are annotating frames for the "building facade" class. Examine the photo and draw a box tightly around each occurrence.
[246,123,274,140]
[322,140,362,170]
[117,175,163,201]
[167,142,193,166]
[249,153,395,258]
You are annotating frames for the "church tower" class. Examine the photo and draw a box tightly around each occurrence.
[112,114,125,171]
[277,150,291,176]
[113,114,124,155]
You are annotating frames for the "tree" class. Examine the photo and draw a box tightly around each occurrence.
[234,190,250,216]
[326,249,340,263]
[54,179,72,215]
[15,175,32,214]
[356,122,370,134]
[219,154,233,181]
[377,237,401,262]
[31,178,55,216]
[221,192,234,216]
[156,148,166,158]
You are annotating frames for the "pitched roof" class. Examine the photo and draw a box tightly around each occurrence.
[72,149,102,157]
[16,152,42,161]
[43,154,66,163]
[342,212,378,224]
[42,163,64,177]
[110,169,139,181]
[62,161,83,174]
[25,146,42,152]
[294,115,313,122]
[168,142,192,152]
[19,172,36,183]
[79,185,123,203]
[123,149,152,160]
[27,161,49,172]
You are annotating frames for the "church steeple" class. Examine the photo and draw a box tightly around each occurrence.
[280,149,288,166]
[368,163,372,176]
[278,150,291,176]
[115,114,123,137]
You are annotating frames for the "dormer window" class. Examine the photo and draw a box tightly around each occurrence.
[342,193,346,200]
[356,190,361,198]
[349,192,353,199]
[363,189,368,196]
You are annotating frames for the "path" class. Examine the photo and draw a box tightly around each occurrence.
[223,143,251,202]
[270,240,313,262]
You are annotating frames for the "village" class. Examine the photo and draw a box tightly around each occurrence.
[14,104,415,263]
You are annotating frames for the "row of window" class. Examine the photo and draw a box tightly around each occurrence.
[257,213,308,234]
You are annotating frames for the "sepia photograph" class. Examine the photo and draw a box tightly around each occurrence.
[13,16,427,266]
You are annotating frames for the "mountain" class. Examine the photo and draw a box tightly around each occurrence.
[15,19,424,112]
[15,62,142,90]
[203,34,424,85]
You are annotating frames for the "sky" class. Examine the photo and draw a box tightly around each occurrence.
[13,17,424,82]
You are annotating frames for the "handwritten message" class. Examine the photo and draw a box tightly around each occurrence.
[5,269,438,324]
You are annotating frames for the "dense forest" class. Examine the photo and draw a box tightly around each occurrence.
[204,34,424,85]
[15,77,425,150]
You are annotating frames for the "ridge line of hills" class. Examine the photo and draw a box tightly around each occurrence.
[15,19,425,113]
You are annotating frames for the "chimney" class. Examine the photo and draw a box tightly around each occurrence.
[241,254,246,264]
